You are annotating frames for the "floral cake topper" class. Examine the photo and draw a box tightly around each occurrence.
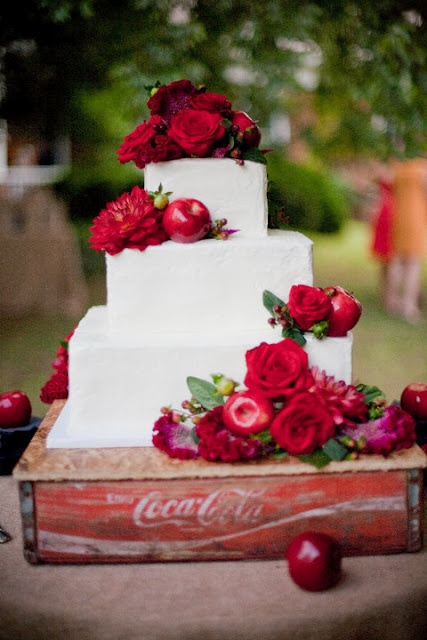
[117,79,266,169]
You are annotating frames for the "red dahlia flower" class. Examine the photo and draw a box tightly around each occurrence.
[309,367,369,426]
[89,186,168,255]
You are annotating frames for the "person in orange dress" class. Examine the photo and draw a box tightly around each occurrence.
[386,157,427,322]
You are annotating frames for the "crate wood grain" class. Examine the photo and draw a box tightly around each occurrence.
[14,401,427,564]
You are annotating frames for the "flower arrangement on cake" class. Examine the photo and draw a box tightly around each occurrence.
[152,285,416,468]
[116,78,266,169]
[89,78,268,256]
[152,346,416,468]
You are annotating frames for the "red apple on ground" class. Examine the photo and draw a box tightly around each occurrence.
[222,389,275,436]
[0,390,32,428]
[286,531,342,592]
[162,198,211,243]
[323,286,362,337]
[231,111,261,148]
[400,382,427,421]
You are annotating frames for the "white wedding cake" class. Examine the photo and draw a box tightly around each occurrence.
[47,156,352,449]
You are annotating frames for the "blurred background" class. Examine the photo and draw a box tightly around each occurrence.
[1,0,427,418]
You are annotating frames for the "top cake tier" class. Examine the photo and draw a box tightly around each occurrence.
[144,158,268,237]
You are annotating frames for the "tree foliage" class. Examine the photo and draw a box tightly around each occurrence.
[1,1,427,160]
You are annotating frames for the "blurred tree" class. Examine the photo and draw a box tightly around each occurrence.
[1,1,426,166]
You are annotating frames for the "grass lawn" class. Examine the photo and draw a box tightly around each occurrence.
[1,219,426,420]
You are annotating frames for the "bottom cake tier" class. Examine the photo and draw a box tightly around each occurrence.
[47,306,353,448]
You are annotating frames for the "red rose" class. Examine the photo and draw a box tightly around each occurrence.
[230,111,261,148]
[270,392,335,455]
[117,115,183,168]
[168,109,226,157]
[287,284,332,331]
[244,338,311,401]
[117,116,160,168]
[190,92,232,114]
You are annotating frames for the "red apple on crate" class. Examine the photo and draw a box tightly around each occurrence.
[0,390,32,428]
[400,383,427,421]
[162,198,211,243]
[223,389,275,436]
[323,286,362,336]
[286,531,342,592]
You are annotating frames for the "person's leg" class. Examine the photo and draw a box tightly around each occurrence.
[384,256,404,315]
[401,257,422,322]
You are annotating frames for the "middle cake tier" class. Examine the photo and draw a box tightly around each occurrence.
[106,230,314,336]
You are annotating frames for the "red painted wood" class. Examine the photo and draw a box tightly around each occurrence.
[26,469,421,564]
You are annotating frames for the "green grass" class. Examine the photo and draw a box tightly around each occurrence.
[1,220,426,419]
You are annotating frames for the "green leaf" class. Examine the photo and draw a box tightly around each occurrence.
[298,449,332,468]
[322,437,348,461]
[186,376,224,410]
[282,326,306,346]
[356,383,386,405]
[263,289,285,316]
[241,147,267,164]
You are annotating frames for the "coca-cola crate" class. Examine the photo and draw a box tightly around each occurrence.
[14,401,426,564]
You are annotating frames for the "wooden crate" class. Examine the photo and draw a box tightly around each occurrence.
[14,401,427,564]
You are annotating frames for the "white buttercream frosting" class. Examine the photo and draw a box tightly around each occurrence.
[47,158,355,449]
[47,306,353,448]
[144,158,268,236]
[107,230,313,336]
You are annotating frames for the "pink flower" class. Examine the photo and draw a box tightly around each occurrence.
[89,186,167,255]
[152,413,199,460]
[309,367,369,426]
[338,405,416,455]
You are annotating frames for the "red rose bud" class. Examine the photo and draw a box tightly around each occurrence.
[230,111,261,148]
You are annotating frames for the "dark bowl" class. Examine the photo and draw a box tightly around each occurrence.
[0,416,42,475]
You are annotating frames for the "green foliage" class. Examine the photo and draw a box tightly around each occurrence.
[267,153,351,233]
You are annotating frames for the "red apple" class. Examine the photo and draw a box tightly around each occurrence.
[0,390,32,429]
[323,286,362,337]
[162,198,211,243]
[400,382,427,421]
[222,389,275,436]
[231,111,261,148]
[286,531,342,592]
